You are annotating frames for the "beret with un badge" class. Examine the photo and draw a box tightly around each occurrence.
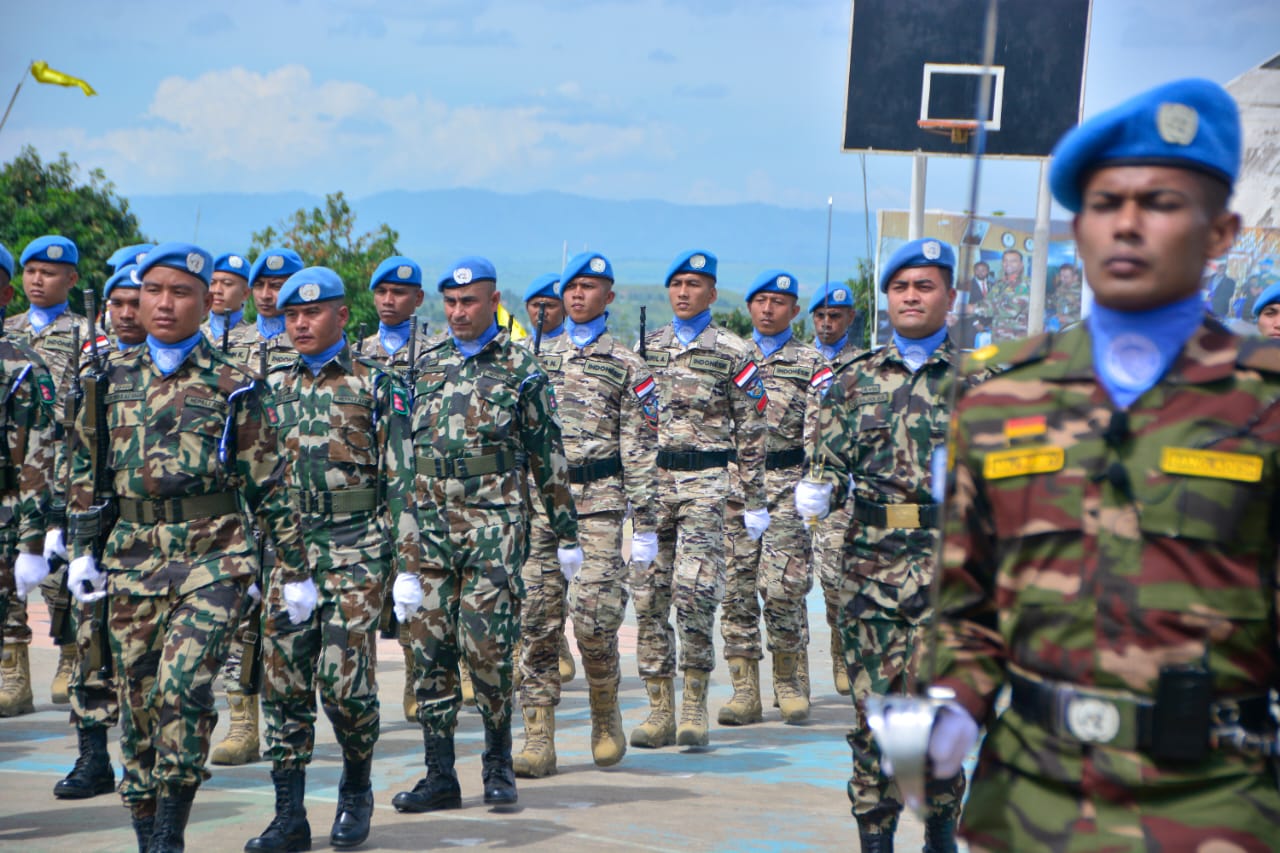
[809,281,854,314]
[524,273,561,303]
[249,247,305,286]
[277,267,346,309]
[107,243,155,272]
[137,242,214,286]
[103,264,141,300]
[21,235,79,268]
[369,255,422,290]
[214,252,251,280]
[438,256,497,292]
[0,243,12,279]
[745,269,799,302]
[562,251,614,284]
[665,249,717,287]
[879,238,956,292]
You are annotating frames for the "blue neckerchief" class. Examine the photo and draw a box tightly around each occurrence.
[753,327,792,359]
[379,319,412,355]
[29,302,69,333]
[892,326,949,373]
[566,312,608,349]
[817,332,849,361]
[147,331,203,376]
[302,335,347,375]
[209,308,244,340]
[542,322,565,340]
[257,314,286,340]
[1089,293,1203,409]
[452,320,500,359]
[117,340,143,352]
[672,310,712,346]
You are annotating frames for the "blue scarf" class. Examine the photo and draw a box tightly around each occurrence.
[1089,293,1203,409]
[379,319,411,356]
[147,331,203,376]
[302,335,347,376]
[118,340,143,352]
[817,332,849,361]
[30,302,69,333]
[892,326,949,372]
[209,308,244,340]
[257,314,286,340]
[541,322,565,341]
[753,328,792,359]
[672,310,712,346]
[453,320,500,359]
[566,312,608,349]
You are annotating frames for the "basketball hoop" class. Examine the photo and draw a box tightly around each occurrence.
[918,119,980,145]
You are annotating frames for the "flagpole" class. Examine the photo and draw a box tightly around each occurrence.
[823,196,833,285]
[0,61,33,138]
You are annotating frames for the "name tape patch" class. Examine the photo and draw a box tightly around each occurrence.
[983,446,1065,480]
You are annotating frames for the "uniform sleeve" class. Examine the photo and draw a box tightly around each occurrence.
[378,373,419,577]
[729,357,769,510]
[13,364,57,553]
[518,370,579,546]
[620,363,660,533]
[238,381,310,583]
[812,377,855,504]
[66,375,95,561]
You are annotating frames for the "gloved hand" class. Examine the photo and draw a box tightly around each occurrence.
[43,528,67,561]
[743,507,771,541]
[282,577,318,624]
[928,702,981,780]
[558,545,585,581]
[393,573,423,622]
[68,555,107,604]
[246,582,262,606]
[630,531,658,567]
[14,553,51,600]
[794,479,833,521]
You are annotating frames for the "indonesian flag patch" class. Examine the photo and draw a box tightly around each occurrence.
[733,361,769,413]
[633,376,656,399]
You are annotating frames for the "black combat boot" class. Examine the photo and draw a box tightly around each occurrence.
[392,730,462,812]
[54,725,117,798]
[854,807,897,853]
[244,767,310,852]
[330,754,374,848]
[923,810,958,853]
[148,784,197,853]
[130,800,156,853]
[481,717,518,807]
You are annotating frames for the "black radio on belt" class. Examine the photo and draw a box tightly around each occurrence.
[1150,663,1212,763]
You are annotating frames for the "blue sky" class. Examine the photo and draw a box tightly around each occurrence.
[1,0,1276,219]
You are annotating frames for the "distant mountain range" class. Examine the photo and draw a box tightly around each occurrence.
[127,188,872,295]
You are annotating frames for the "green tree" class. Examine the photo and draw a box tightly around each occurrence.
[848,258,875,347]
[249,191,398,333]
[0,146,149,314]
[712,306,753,338]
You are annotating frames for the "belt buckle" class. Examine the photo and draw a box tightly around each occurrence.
[1060,690,1121,744]
[885,504,919,528]
[454,457,469,478]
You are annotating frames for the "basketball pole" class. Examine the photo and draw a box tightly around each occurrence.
[909,154,927,240]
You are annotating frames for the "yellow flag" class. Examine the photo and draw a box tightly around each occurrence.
[495,302,529,340]
[30,61,97,96]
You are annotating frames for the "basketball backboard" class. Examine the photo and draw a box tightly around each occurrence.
[843,0,1091,158]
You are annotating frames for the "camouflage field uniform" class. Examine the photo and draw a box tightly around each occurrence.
[815,334,989,835]
[935,321,1280,851]
[406,328,578,734]
[520,330,658,705]
[638,323,767,676]
[67,337,306,807]
[986,277,1030,343]
[260,343,416,767]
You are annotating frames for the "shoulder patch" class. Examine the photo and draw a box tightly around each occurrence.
[581,359,628,387]
[689,353,733,376]
[539,353,563,372]
[809,366,834,391]
[35,373,56,404]
[773,363,813,382]
[644,351,670,369]
[732,361,769,413]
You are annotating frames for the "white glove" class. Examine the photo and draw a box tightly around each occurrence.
[557,545,585,581]
[794,479,833,521]
[246,582,262,605]
[282,577,318,624]
[43,528,67,561]
[629,531,658,566]
[393,573,423,622]
[68,555,107,603]
[743,507,771,541]
[928,702,981,780]
[14,553,51,600]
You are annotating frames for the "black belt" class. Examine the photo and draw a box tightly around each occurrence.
[852,496,939,529]
[569,456,622,485]
[765,448,805,470]
[657,449,731,471]
[292,488,377,515]
[118,492,239,524]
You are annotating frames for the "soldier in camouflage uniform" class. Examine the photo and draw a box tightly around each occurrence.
[245,267,417,852]
[513,252,659,777]
[800,238,988,852]
[392,256,580,813]
[104,264,147,352]
[985,249,1030,343]
[720,270,825,727]
[65,242,307,852]
[921,78,1280,852]
[200,252,251,348]
[633,249,769,748]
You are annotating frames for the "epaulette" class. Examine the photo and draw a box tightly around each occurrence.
[1236,336,1280,375]
[964,332,1053,374]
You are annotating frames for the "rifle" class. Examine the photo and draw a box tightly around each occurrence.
[639,306,647,360]
[221,310,232,353]
[46,322,82,645]
[379,315,417,640]
[238,340,271,692]
[533,303,546,354]
[0,306,6,337]
[355,324,366,355]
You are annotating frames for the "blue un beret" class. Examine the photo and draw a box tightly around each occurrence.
[437,256,497,292]
[879,238,956,293]
[809,281,855,314]
[214,252,250,279]
[1253,281,1280,319]
[107,243,155,272]
[277,266,346,309]
[664,249,717,287]
[1050,78,1241,213]
[249,247,304,286]
[138,242,214,286]
[103,264,141,300]
[524,273,561,303]
[21,235,79,268]
[369,256,422,290]
[745,269,800,303]
[562,251,614,285]
[0,243,12,279]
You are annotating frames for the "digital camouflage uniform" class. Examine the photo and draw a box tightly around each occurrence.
[815,334,990,835]
[986,277,1030,343]
[67,337,306,807]
[260,343,416,767]
[935,321,1280,851]
[407,328,578,735]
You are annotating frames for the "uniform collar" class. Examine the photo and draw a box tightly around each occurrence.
[29,302,69,333]
[452,320,500,359]
[146,331,205,376]
[672,310,712,346]
[753,328,792,359]
[300,336,349,375]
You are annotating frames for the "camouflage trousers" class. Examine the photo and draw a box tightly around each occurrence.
[521,510,627,706]
[633,494,725,677]
[812,502,852,644]
[261,562,385,767]
[721,470,814,659]
[406,521,525,734]
[111,578,246,805]
[3,567,64,645]
[69,597,119,729]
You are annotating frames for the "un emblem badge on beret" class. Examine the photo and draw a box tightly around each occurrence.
[186,253,205,274]
[267,255,284,271]
[1157,102,1198,146]
[453,267,473,285]
[833,289,847,303]
[923,241,941,260]
[397,265,412,280]
[589,257,606,274]
[230,256,245,269]
[47,245,63,260]
[690,254,706,269]
[134,251,148,265]
[553,281,561,296]
[299,283,321,302]
[778,275,791,290]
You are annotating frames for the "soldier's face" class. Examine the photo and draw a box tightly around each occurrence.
[108,289,145,345]
[526,295,566,331]
[1073,166,1240,311]
[253,275,287,319]
[1257,304,1280,339]
[139,267,213,344]
[812,305,855,345]
[373,282,425,326]
[667,273,717,320]
[20,261,78,308]
[561,276,613,325]
[209,272,248,314]
[442,280,499,341]
[284,301,349,355]
[884,266,954,338]
[1002,252,1023,280]
[747,292,799,337]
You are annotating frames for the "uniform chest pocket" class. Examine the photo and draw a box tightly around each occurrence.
[176,400,227,468]
[330,395,377,461]
[1136,446,1272,552]
[471,372,518,440]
